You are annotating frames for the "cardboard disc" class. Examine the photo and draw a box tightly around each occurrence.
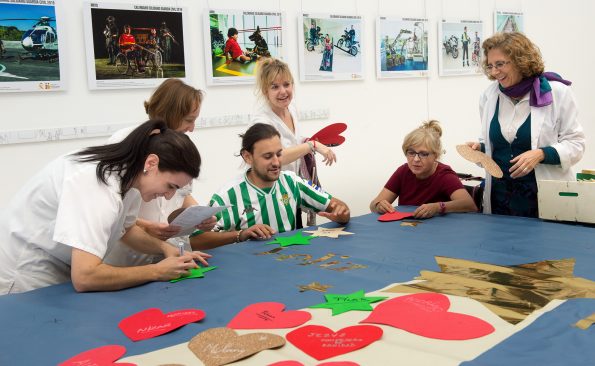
[456,144,503,178]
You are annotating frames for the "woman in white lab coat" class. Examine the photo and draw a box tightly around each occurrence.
[468,32,584,217]
[105,79,215,266]
[0,120,211,294]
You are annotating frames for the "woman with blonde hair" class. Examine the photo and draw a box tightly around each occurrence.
[250,58,337,226]
[467,32,584,217]
[370,120,477,218]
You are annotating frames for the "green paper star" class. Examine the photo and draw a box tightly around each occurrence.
[170,266,217,283]
[266,231,316,247]
[308,289,387,315]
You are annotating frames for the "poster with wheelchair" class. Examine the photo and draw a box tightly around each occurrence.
[494,11,524,33]
[438,19,483,77]
[204,9,283,86]
[376,17,429,79]
[83,1,189,90]
[298,13,363,82]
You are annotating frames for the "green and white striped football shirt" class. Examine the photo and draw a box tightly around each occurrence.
[209,170,331,233]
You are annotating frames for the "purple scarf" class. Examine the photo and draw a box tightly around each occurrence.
[499,72,572,107]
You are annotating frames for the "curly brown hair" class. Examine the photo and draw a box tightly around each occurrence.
[481,32,544,80]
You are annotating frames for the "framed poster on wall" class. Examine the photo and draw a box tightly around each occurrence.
[298,13,364,82]
[495,11,524,33]
[83,1,190,90]
[376,17,429,79]
[204,9,283,86]
[438,19,483,77]
[0,0,66,93]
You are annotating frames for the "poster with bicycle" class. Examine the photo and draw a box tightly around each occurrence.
[298,13,363,82]
[83,1,189,90]
[494,11,524,33]
[0,0,66,93]
[204,9,283,86]
[438,19,483,77]
[376,17,429,79]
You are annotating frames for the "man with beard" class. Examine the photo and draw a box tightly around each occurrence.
[188,123,350,250]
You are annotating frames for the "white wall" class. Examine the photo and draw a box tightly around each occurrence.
[0,0,593,217]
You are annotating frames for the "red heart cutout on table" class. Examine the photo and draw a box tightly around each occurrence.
[286,325,382,361]
[361,293,494,340]
[228,302,312,329]
[377,211,414,222]
[310,123,347,147]
[58,345,135,366]
[119,308,205,341]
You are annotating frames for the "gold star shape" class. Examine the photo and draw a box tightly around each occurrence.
[401,220,423,227]
[298,282,332,293]
[303,227,354,239]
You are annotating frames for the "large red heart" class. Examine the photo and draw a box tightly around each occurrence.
[286,325,382,361]
[58,345,135,366]
[228,302,311,329]
[310,123,347,147]
[118,308,205,341]
[361,293,494,340]
[378,211,414,222]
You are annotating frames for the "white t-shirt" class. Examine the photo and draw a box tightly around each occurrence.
[103,126,193,266]
[0,155,140,294]
[250,103,303,175]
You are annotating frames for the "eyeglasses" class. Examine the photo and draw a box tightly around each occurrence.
[406,149,432,160]
[486,61,510,71]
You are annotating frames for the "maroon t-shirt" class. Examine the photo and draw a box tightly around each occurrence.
[384,162,463,205]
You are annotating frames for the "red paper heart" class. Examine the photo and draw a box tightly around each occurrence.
[119,308,205,341]
[58,345,135,366]
[228,302,312,329]
[286,325,382,361]
[377,211,414,222]
[361,293,494,340]
[310,123,347,147]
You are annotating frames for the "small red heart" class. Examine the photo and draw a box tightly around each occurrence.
[361,293,494,340]
[269,362,359,366]
[58,345,135,366]
[377,211,414,222]
[228,302,311,329]
[119,308,205,341]
[310,123,347,147]
[286,325,382,361]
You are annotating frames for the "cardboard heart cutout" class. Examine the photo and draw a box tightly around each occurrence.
[377,211,414,222]
[361,293,495,340]
[58,345,135,366]
[286,325,382,361]
[456,144,503,178]
[228,302,312,329]
[188,327,285,366]
[119,308,205,341]
[310,123,347,147]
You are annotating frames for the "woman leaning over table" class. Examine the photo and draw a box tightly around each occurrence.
[370,120,477,219]
[467,32,584,217]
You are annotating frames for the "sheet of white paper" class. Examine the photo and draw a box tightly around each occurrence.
[169,205,228,237]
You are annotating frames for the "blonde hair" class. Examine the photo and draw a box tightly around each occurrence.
[144,79,204,130]
[402,120,443,159]
[481,32,544,80]
[255,58,294,100]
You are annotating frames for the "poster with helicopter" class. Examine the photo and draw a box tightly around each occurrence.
[204,9,284,86]
[376,17,429,79]
[438,19,483,77]
[495,11,524,33]
[298,13,364,82]
[83,1,189,90]
[0,0,65,93]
